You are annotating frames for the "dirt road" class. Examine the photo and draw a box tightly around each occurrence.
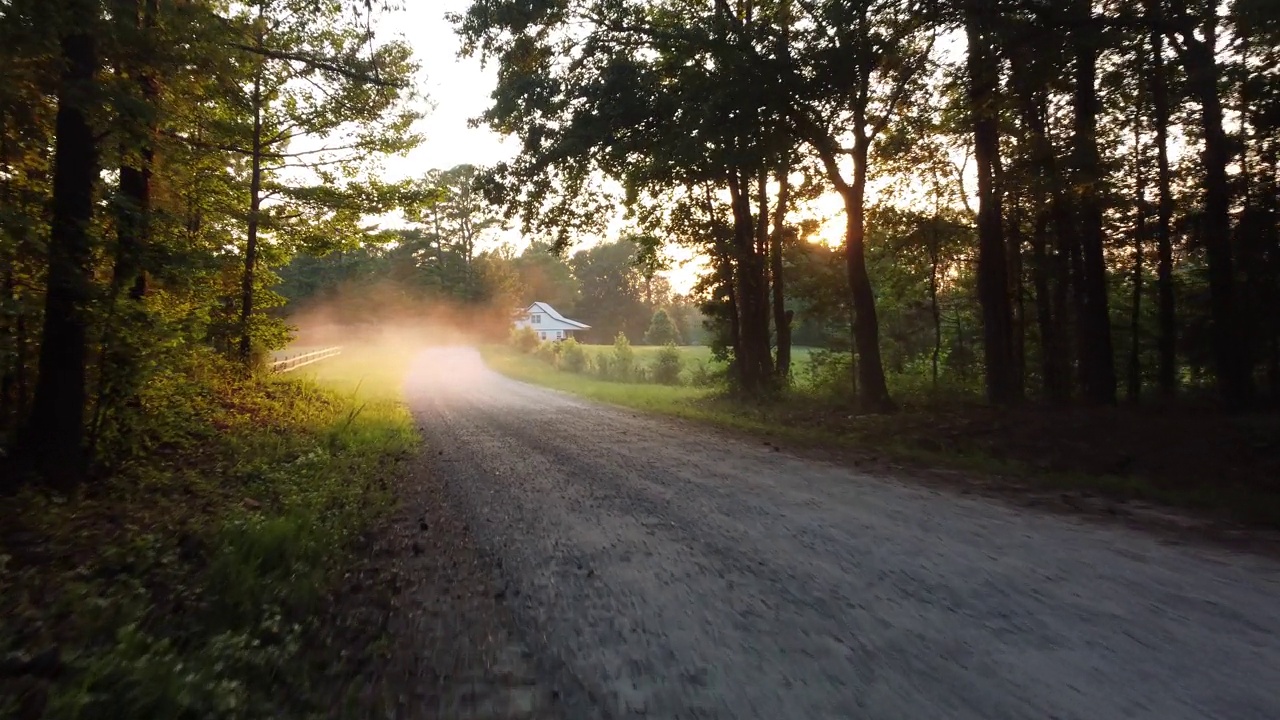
[405,347,1280,720]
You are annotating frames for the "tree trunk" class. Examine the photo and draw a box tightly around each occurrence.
[1029,211,1067,400]
[111,0,156,301]
[770,163,792,377]
[21,17,99,485]
[1149,3,1178,397]
[1129,114,1147,402]
[1180,16,1254,409]
[728,171,772,394]
[1008,196,1027,393]
[1072,0,1117,404]
[1263,139,1280,401]
[966,5,1019,405]
[929,213,942,391]
[840,140,893,412]
[238,67,264,365]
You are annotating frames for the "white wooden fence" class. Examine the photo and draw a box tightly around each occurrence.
[269,346,343,373]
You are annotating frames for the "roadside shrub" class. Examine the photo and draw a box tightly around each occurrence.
[534,340,558,366]
[611,332,635,381]
[644,308,681,345]
[799,348,855,401]
[594,352,614,380]
[559,338,588,373]
[510,326,539,354]
[651,343,683,385]
[687,359,724,388]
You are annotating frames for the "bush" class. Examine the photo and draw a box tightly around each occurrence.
[533,340,559,366]
[651,343,683,385]
[644,308,682,345]
[687,360,723,388]
[559,338,588,373]
[611,332,634,381]
[510,326,539,354]
[799,349,856,400]
[594,352,613,380]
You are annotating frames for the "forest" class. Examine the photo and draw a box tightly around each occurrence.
[5,0,1280,484]
[450,0,1280,412]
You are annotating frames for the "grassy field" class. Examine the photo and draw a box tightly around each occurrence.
[1,347,417,718]
[568,343,818,384]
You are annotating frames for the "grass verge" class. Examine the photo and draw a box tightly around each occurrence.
[483,346,1280,529]
[1,347,416,719]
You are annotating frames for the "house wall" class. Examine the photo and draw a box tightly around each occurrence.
[514,311,581,341]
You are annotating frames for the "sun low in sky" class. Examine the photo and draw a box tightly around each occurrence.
[372,1,862,295]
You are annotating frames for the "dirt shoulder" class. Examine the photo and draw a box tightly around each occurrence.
[669,400,1280,558]
[342,448,564,719]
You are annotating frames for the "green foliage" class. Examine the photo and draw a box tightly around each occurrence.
[0,348,416,717]
[650,343,683,385]
[510,325,540,354]
[644,308,681,345]
[800,350,856,403]
[611,332,635,381]
[533,339,559,366]
[559,337,588,373]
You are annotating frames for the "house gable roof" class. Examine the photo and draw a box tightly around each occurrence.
[526,301,590,329]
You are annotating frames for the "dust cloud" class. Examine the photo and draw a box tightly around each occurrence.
[281,280,512,384]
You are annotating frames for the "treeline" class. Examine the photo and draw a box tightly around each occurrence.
[455,0,1280,411]
[1,0,421,485]
[279,187,709,345]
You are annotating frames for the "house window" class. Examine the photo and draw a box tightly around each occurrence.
[555,331,563,340]
[531,314,541,324]
[539,332,546,340]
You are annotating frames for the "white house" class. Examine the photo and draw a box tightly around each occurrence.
[513,301,591,342]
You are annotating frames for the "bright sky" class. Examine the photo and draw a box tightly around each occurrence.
[371,1,720,294]
[371,2,927,295]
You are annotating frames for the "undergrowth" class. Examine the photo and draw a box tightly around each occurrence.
[0,348,415,719]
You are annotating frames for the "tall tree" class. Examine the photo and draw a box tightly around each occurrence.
[781,0,934,411]
[1148,0,1179,397]
[963,0,1019,405]
[1070,0,1118,403]
[20,0,102,483]
[1168,0,1255,408]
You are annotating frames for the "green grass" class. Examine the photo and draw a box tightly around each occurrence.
[485,347,712,411]
[570,343,817,383]
[1,346,418,719]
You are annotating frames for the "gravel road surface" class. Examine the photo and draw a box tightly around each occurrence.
[405,347,1280,720]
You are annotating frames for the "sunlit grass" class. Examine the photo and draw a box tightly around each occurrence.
[1,346,420,718]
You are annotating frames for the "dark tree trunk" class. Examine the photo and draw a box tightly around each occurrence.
[727,171,772,394]
[1129,116,1147,402]
[238,69,264,365]
[1008,197,1027,393]
[1263,140,1280,401]
[770,164,792,378]
[966,6,1019,405]
[21,19,99,485]
[1029,211,1068,400]
[1149,3,1178,397]
[1072,0,1117,404]
[929,212,943,391]
[1010,53,1071,401]
[1179,16,1254,409]
[111,0,157,301]
[840,141,893,412]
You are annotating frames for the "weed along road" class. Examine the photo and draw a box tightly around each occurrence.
[405,347,1280,720]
